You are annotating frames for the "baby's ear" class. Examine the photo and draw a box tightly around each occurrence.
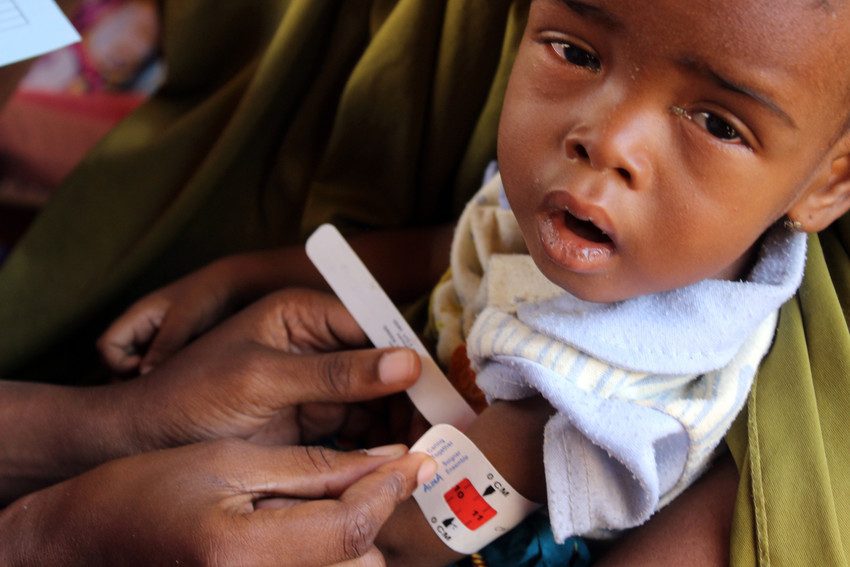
[787,153,850,232]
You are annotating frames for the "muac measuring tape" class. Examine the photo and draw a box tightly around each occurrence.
[307,224,539,554]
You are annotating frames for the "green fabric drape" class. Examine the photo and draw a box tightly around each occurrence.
[727,217,850,567]
[0,1,847,564]
[0,0,526,380]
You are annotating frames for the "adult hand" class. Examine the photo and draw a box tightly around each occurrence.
[0,440,436,566]
[118,288,422,450]
[97,225,456,376]
[0,289,421,502]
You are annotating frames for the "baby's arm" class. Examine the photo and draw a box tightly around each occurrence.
[594,451,738,567]
[98,224,454,373]
[377,396,555,567]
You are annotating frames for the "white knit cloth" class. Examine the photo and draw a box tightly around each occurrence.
[431,173,807,541]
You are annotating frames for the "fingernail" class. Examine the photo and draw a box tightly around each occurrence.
[416,457,438,485]
[378,350,416,385]
[365,444,408,457]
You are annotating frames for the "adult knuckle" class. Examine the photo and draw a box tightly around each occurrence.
[236,344,272,375]
[229,345,277,390]
[382,470,409,503]
[300,445,336,475]
[340,504,377,560]
[259,289,301,320]
[319,353,356,398]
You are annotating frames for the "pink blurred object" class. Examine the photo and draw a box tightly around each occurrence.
[0,0,161,211]
[0,90,143,194]
[22,0,161,95]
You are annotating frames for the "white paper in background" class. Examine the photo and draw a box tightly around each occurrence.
[0,0,80,67]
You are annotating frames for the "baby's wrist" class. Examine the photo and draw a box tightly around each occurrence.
[374,498,460,567]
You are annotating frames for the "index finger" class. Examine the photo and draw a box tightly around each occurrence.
[244,452,435,566]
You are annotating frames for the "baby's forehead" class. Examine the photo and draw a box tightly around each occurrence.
[663,0,850,125]
[528,0,850,134]
[693,0,850,137]
[795,0,850,113]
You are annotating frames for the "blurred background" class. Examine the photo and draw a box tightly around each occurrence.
[0,0,163,262]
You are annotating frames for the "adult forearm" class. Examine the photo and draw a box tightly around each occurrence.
[0,381,132,503]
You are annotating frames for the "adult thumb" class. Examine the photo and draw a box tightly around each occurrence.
[272,347,421,405]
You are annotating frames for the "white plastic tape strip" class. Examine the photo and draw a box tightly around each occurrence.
[306,224,476,430]
[411,424,540,555]
[307,225,537,553]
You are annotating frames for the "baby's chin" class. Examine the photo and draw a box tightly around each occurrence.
[557,284,637,305]
[516,221,655,304]
[528,251,662,305]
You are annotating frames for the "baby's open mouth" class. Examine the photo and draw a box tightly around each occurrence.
[563,211,612,244]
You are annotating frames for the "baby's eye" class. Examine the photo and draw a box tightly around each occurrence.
[550,42,601,72]
[690,111,742,142]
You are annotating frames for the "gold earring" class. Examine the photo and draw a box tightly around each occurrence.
[784,217,804,232]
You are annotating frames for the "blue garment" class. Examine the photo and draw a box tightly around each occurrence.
[459,513,591,567]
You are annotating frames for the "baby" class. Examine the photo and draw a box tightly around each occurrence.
[98,0,850,564]
[378,0,850,563]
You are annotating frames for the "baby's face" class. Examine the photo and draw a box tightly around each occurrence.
[498,0,850,302]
